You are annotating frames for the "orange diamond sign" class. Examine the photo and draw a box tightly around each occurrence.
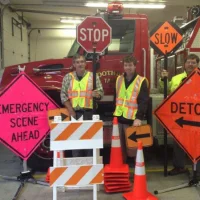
[150,21,183,55]
[154,68,200,163]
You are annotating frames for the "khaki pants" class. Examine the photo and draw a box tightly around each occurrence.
[118,123,137,163]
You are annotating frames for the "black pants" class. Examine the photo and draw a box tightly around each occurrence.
[72,110,93,157]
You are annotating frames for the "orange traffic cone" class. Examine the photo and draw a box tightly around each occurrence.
[104,117,129,174]
[104,117,131,193]
[123,141,158,200]
[45,167,50,182]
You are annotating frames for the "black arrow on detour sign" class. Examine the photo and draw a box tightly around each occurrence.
[128,131,151,143]
[175,117,200,128]
[49,113,68,121]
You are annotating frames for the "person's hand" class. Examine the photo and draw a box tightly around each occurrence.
[133,119,142,127]
[92,90,101,98]
[161,70,168,79]
[68,108,76,118]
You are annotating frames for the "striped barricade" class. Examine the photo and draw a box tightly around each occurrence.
[49,114,104,200]
[50,165,103,187]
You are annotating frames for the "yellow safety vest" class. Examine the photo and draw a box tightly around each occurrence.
[114,74,145,120]
[68,72,93,109]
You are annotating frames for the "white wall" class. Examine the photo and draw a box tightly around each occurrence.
[3,8,28,67]
[30,21,76,61]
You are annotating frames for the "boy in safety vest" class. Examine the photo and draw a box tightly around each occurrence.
[60,53,104,157]
[160,53,200,176]
[113,55,149,165]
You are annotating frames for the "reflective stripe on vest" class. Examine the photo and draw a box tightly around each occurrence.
[114,75,144,120]
[68,72,93,108]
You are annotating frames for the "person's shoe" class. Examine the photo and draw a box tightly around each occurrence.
[168,167,188,176]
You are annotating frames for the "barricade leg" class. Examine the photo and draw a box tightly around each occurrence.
[53,150,57,200]
[93,148,98,200]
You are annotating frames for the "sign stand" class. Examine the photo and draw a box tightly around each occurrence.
[150,21,183,177]
[0,160,49,200]
[163,53,168,177]
[0,69,59,199]
[92,44,97,114]
[153,68,200,195]
[154,163,199,194]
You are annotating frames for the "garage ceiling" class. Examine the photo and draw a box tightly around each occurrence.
[2,0,200,29]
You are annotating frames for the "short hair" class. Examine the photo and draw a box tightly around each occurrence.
[185,54,199,64]
[72,54,86,62]
[122,55,137,65]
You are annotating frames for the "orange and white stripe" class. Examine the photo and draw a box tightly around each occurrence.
[50,164,104,187]
[111,120,121,148]
[50,121,103,141]
[50,121,103,151]
[135,141,145,175]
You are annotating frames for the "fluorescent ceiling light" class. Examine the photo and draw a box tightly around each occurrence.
[85,3,165,9]
[60,18,82,24]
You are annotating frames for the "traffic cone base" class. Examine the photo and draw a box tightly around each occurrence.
[123,191,158,200]
[105,177,130,182]
[104,164,129,174]
[105,181,131,186]
[106,184,131,190]
[45,167,50,183]
[105,185,131,193]
[105,180,130,185]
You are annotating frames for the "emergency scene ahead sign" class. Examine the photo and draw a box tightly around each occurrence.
[0,72,58,160]
[154,68,200,163]
[150,21,183,55]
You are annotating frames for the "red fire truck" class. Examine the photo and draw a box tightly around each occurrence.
[0,2,150,170]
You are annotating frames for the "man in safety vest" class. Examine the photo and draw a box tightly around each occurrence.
[113,55,149,165]
[60,53,104,157]
[160,53,200,176]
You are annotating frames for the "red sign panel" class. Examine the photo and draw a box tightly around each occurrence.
[0,72,58,160]
[154,68,200,163]
[150,21,183,55]
[77,16,112,53]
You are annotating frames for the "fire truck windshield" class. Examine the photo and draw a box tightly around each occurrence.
[67,40,80,57]
[107,19,135,54]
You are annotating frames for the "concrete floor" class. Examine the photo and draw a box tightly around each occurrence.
[0,144,200,200]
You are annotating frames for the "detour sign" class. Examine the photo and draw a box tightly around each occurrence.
[154,68,200,163]
[0,72,58,160]
[150,21,183,55]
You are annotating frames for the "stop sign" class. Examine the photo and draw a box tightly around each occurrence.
[77,16,112,53]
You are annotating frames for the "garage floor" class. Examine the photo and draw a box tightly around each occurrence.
[0,143,200,200]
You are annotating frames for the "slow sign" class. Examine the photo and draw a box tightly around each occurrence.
[150,21,183,55]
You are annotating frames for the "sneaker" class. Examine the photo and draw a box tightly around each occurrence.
[168,167,188,176]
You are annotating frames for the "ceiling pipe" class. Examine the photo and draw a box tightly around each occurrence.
[11,8,88,17]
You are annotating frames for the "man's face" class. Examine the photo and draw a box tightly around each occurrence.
[73,56,86,73]
[184,58,198,75]
[124,62,136,75]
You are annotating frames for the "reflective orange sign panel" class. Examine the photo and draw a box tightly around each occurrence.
[154,68,200,163]
[48,108,70,127]
[150,21,183,55]
[125,125,153,148]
